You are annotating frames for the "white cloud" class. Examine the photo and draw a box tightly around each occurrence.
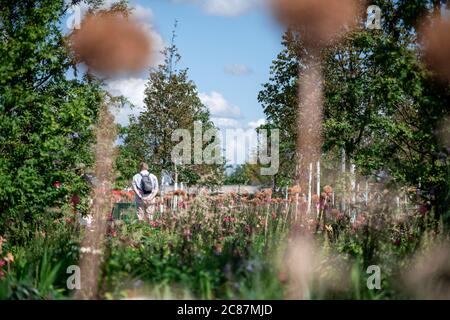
[106,77,147,125]
[68,2,165,67]
[199,91,241,118]
[131,4,165,66]
[71,3,165,125]
[132,3,155,21]
[224,64,253,76]
[211,117,242,128]
[211,117,267,131]
[203,0,254,16]
[107,77,147,109]
[170,0,265,17]
[199,91,266,133]
[210,116,268,164]
[248,118,266,129]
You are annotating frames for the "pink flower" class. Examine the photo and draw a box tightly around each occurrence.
[224,216,233,223]
[150,221,158,228]
[0,259,5,267]
[419,205,429,216]
[352,214,367,229]
[183,229,191,238]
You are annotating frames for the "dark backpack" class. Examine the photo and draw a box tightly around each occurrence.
[140,173,153,195]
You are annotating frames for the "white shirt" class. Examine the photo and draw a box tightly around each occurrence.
[132,170,159,200]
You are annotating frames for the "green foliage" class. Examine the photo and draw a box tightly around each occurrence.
[98,191,449,300]
[0,215,81,299]
[0,0,102,242]
[258,36,299,184]
[224,163,275,188]
[321,1,450,220]
[1,0,449,301]
[116,42,225,188]
[102,193,291,299]
[224,165,249,186]
[1,191,447,300]
[259,1,450,222]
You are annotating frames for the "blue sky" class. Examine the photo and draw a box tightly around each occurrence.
[96,0,285,130]
[67,1,449,131]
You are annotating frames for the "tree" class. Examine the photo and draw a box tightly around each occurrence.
[116,38,225,188]
[0,0,103,242]
[260,0,450,221]
[322,0,450,220]
[224,165,249,186]
[258,34,300,186]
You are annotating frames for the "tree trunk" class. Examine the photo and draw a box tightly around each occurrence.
[295,53,324,195]
[76,99,117,300]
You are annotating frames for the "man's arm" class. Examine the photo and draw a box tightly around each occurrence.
[149,175,159,200]
[132,176,142,199]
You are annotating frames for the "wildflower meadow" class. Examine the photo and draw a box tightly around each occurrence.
[1,0,449,303]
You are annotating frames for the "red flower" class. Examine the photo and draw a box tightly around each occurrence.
[53,181,62,188]
[224,216,235,223]
[354,214,367,229]
[419,205,429,216]
[150,221,158,228]
[183,229,191,238]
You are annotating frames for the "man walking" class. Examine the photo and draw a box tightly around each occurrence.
[132,162,159,221]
